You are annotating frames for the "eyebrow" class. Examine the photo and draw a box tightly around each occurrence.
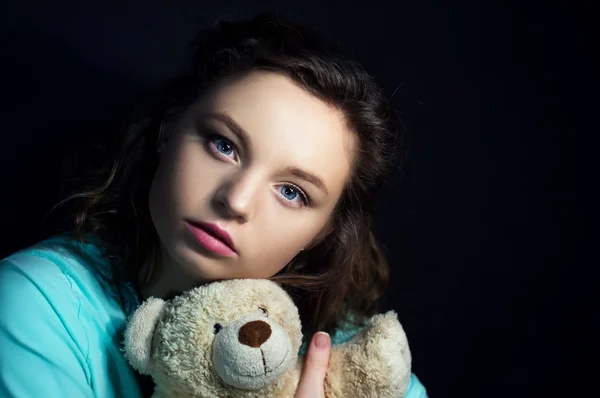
[283,166,329,196]
[204,112,250,151]
[203,112,329,196]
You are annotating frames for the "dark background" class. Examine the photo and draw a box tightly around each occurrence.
[0,1,588,397]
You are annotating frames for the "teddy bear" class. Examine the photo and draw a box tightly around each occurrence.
[123,279,412,397]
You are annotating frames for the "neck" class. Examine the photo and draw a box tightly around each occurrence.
[138,246,207,300]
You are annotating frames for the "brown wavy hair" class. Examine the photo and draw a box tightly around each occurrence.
[48,13,406,339]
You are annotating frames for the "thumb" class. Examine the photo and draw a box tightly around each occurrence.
[296,332,331,398]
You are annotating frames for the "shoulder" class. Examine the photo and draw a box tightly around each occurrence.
[0,233,141,331]
[1,236,76,301]
[1,232,143,315]
[0,233,135,327]
[0,235,104,334]
[0,234,110,298]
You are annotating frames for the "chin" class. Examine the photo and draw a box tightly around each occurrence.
[172,240,237,281]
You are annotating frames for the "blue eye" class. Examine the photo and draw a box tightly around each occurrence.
[277,184,309,207]
[281,186,298,200]
[215,138,234,155]
[207,134,237,161]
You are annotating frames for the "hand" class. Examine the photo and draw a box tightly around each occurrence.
[295,331,331,398]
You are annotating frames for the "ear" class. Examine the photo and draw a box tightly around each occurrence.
[123,297,166,375]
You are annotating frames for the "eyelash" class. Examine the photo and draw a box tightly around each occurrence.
[204,133,311,207]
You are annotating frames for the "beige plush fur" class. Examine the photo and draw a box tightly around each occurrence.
[123,279,411,397]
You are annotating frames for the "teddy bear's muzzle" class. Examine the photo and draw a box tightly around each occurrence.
[212,315,294,390]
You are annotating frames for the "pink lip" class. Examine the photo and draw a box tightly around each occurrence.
[185,220,237,257]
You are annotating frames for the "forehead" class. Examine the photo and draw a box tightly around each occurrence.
[193,71,356,195]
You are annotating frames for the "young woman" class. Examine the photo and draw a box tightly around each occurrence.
[0,13,427,397]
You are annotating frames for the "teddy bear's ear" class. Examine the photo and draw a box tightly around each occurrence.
[123,297,166,375]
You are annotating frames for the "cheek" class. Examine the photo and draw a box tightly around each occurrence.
[148,162,172,233]
[152,143,223,214]
[245,215,326,276]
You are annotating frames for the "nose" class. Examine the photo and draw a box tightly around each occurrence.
[213,172,258,221]
[238,320,272,348]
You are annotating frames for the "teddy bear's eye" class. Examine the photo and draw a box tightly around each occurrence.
[213,323,223,334]
[259,307,268,316]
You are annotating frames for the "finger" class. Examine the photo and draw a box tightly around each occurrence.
[296,331,331,398]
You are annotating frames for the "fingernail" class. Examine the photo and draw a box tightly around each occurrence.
[314,332,330,348]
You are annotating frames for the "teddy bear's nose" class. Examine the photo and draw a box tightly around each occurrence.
[238,320,272,348]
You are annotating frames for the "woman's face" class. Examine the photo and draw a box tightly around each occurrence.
[148,71,355,292]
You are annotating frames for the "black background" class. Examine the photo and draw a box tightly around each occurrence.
[0,1,588,397]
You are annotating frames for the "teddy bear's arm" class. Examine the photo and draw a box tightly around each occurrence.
[323,311,412,398]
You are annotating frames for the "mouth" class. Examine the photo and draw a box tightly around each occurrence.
[263,348,289,375]
[185,220,237,257]
[241,348,290,377]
